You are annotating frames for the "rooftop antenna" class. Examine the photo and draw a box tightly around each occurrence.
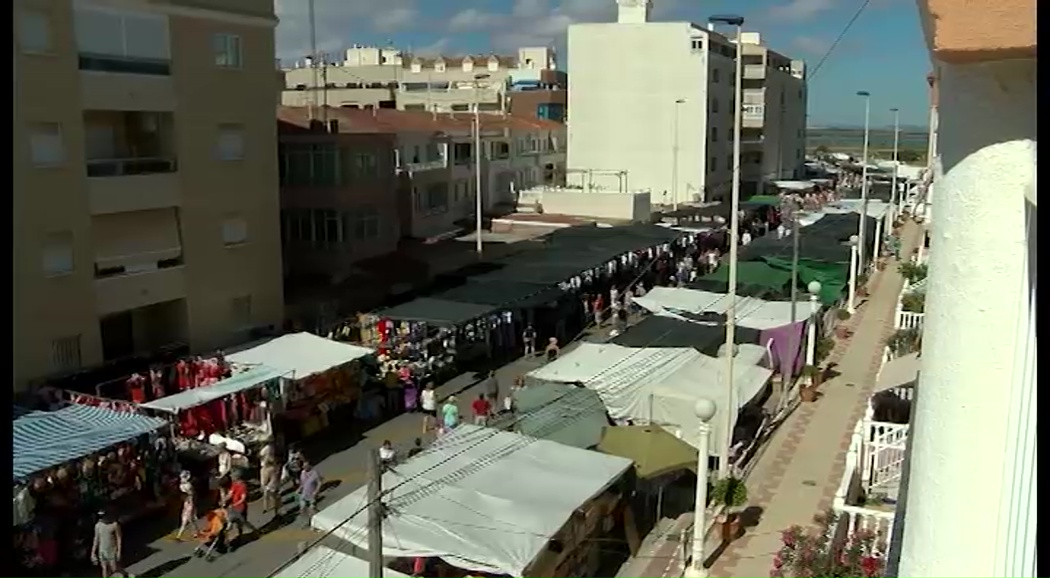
[307,0,318,121]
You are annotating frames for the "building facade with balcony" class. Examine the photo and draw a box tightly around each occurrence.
[280,45,559,115]
[567,0,740,206]
[883,1,1036,576]
[737,33,807,196]
[13,0,285,390]
[275,109,400,285]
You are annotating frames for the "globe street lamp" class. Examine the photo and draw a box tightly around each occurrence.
[806,280,822,366]
[685,398,717,578]
[847,235,860,313]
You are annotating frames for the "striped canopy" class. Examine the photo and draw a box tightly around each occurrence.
[13,404,166,480]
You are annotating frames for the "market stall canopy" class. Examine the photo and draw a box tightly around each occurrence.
[311,424,632,578]
[379,297,498,326]
[139,365,286,414]
[13,404,167,480]
[512,383,609,449]
[434,279,565,309]
[607,315,761,354]
[772,180,816,191]
[272,546,409,578]
[646,353,774,454]
[598,425,698,479]
[633,287,821,330]
[876,352,921,392]
[692,262,794,298]
[527,342,700,387]
[227,332,374,380]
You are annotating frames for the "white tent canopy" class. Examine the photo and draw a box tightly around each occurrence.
[227,332,374,380]
[822,199,891,219]
[876,352,921,392]
[633,287,820,330]
[273,546,409,578]
[311,425,631,578]
[527,342,772,455]
[139,365,286,414]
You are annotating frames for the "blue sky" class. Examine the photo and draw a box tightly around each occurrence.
[275,0,931,128]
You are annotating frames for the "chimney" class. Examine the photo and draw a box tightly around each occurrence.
[309,119,324,132]
[328,119,339,133]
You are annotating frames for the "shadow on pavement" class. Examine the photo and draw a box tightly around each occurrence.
[137,556,192,578]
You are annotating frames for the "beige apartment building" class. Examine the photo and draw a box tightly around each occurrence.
[13,0,285,390]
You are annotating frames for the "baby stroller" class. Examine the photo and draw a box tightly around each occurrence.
[193,509,229,562]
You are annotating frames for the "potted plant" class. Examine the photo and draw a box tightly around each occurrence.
[799,365,820,402]
[886,327,922,356]
[814,336,834,364]
[835,308,851,322]
[856,272,871,297]
[771,510,885,578]
[900,293,925,313]
[711,476,748,543]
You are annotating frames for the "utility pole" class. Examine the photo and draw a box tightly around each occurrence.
[789,207,800,325]
[307,0,318,122]
[368,448,384,578]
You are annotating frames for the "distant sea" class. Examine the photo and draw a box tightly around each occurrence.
[806,127,928,152]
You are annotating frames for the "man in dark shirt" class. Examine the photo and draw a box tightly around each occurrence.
[522,325,537,357]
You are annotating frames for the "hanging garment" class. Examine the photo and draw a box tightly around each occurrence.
[176,360,191,391]
[126,374,147,404]
[150,369,165,400]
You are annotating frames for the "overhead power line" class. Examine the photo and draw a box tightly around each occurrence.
[808,0,874,82]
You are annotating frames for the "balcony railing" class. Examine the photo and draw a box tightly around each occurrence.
[87,158,177,178]
[832,415,907,555]
[398,158,446,173]
[894,278,926,330]
[79,53,171,76]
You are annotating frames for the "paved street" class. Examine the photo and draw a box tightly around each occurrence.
[127,342,583,577]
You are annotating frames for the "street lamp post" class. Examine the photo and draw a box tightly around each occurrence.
[856,91,871,273]
[685,398,717,578]
[847,235,860,314]
[805,281,822,366]
[672,98,686,211]
[473,73,491,256]
[709,13,744,479]
[889,107,901,224]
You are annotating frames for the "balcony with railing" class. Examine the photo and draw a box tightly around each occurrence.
[92,208,186,315]
[75,7,175,110]
[743,64,766,80]
[84,111,180,215]
[831,343,919,556]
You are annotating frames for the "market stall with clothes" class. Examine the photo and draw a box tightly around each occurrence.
[13,404,174,575]
[226,332,375,443]
[139,365,286,484]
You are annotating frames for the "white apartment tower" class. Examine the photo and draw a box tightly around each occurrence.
[567,0,807,204]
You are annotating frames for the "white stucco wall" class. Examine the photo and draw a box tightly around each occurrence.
[568,22,731,205]
[898,58,1036,577]
[522,188,651,221]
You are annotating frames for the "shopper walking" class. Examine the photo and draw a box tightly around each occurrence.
[471,394,492,426]
[259,448,282,516]
[91,509,128,578]
[297,461,322,528]
[224,470,258,547]
[174,471,201,541]
[420,383,437,434]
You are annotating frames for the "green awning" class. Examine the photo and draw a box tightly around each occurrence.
[747,195,783,206]
[699,260,793,291]
[762,257,849,305]
[598,425,698,479]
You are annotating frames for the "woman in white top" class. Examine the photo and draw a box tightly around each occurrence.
[174,471,201,540]
[420,383,437,434]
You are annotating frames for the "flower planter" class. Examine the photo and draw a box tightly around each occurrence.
[800,386,817,403]
[720,513,743,543]
[835,326,852,339]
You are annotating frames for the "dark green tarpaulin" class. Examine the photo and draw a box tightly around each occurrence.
[748,195,783,206]
[762,257,849,305]
[698,261,794,291]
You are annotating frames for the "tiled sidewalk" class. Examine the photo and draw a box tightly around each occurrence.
[709,221,923,578]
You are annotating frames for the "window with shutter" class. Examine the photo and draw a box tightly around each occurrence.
[213,33,242,68]
[29,123,65,166]
[222,216,248,246]
[51,335,82,372]
[42,231,74,276]
[19,11,52,54]
[216,125,245,161]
